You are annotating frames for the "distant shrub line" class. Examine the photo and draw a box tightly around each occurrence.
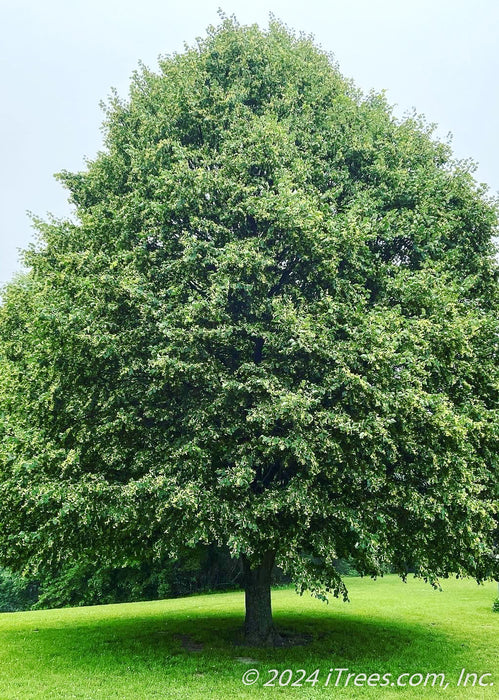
[0,547,364,612]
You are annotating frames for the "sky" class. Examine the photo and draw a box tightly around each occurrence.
[1,0,498,288]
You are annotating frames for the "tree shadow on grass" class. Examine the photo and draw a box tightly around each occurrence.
[7,608,471,676]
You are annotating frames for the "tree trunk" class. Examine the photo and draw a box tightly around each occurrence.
[241,550,281,646]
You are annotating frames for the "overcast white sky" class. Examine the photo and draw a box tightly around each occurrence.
[1,0,498,287]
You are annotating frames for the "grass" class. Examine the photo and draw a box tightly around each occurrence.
[0,575,497,699]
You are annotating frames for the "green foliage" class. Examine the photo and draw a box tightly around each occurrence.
[0,544,289,611]
[33,546,245,609]
[331,558,360,577]
[0,567,38,612]
[492,597,499,612]
[0,16,498,604]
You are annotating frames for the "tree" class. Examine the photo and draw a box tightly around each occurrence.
[0,16,498,646]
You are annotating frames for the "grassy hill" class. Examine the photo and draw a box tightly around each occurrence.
[0,575,497,699]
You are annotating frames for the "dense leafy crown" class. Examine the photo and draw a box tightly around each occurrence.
[1,17,498,598]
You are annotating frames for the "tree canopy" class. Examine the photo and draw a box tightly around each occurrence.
[1,16,498,644]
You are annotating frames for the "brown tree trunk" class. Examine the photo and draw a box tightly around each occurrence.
[241,551,282,646]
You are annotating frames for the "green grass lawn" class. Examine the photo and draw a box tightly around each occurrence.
[0,575,497,699]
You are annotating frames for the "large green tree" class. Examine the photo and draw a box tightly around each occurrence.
[1,17,498,645]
